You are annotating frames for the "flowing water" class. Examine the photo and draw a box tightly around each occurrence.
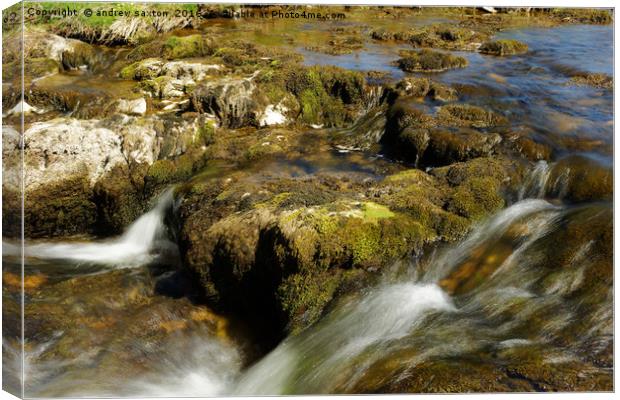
[3,19,613,396]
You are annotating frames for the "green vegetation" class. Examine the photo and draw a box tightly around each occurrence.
[396,49,468,72]
[448,177,504,220]
[163,35,214,60]
[548,8,613,24]
[282,65,367,126]
[479,39,528,56]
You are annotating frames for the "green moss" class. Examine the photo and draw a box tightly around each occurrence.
[448,177,504,220]
[162,35,214,60]
[288,203,434,269]
[119,58,162,80]
[119,64,137,79]
[283,65,366,126]
[438,104,508,128]
[361,202,395,222]
[278,270,343,334]
[396,49,468,72]
[146,159,176,185]
[479,39,528,56]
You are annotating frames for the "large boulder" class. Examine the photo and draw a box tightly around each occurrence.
[176,155,525,336]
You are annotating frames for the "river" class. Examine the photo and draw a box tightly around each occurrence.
[2,16,613,396]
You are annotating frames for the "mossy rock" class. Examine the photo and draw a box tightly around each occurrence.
[570,73,613,90]
[162,35,215,60]
[437,104,509,128]
[119,58,163,80]
[23,174,97,238]
[447,176,505,220]
[545,155,612,203]
[180,189,436,335]
[144,151,206,194]
[396,49,468,72]
[511,135,552,161]
[384,101,501,167]
[93,164,146,234]
[284,65,368,127]
[479,39,528,56]
[371,24,489,52]
[549,8,613,24]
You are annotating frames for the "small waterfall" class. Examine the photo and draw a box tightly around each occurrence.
[518,160,551,200]
[233,284,454,394]
[18,189,175,266]
[226,198,609,394]
[421,198,559,283]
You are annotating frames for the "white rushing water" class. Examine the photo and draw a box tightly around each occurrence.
[234,283,455,395]
[4,189,175,266]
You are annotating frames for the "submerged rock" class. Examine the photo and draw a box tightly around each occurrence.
[479,39,528,56]
[393,77,458,102]
[569,73,613,90]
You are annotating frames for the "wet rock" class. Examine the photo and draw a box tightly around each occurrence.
[424,128,501,166]
[383,100,502,167]
[178,154,524,335]
[60,41,114,72]
[120,58,165,80]
[431,156,525,219]
[437,104,509,128]
[547,8,613,24]
[396,49,468,72]
[479,39,528,56]
[392,77,458,102]
[25,85,115,119]
[121,58,223,82]
[545,155,612,203]
[283,65,368,127]
[306,35,364,56]
[161,34,215,60]
[510,134,552,161]
[178,172,442,335]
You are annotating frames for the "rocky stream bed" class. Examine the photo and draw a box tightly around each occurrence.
[2,5,613,396]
